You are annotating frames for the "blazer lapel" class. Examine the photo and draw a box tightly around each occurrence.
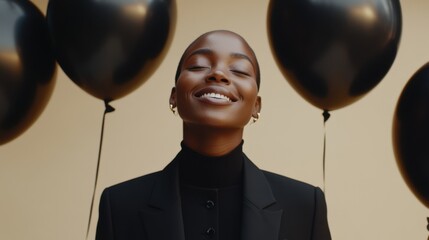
[139,159,186,240]
[241,156,283,240]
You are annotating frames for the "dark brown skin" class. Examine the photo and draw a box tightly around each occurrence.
[169,30,261,156]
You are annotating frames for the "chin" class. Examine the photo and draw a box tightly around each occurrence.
[198,120,247,130]
[181,111,250,129]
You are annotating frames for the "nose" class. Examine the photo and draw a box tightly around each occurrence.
[206,69,230,84]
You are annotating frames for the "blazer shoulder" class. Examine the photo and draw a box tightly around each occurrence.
[261,170,323,205]
[259,172,331,239]
[262,170,319,190]
[102,170,162,203]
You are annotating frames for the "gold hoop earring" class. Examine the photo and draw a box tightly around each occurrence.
[169,104,176,115]
[252,113,260,123]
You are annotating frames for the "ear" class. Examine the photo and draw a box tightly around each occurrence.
[169,87,177,107]
[252,96,262,117]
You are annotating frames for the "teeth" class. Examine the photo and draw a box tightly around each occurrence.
[200,92,231,102]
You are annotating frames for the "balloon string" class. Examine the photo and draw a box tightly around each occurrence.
[86,100,115,240]
[322,110,330,193]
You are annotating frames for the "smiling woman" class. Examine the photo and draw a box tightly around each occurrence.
[171,30,261,137]
[95,30,331,240]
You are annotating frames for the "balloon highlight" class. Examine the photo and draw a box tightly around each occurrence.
[268,0,402,111]
[0,0,56,145]
[47,0,177,101]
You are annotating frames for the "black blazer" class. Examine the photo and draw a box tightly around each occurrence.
[96,155,331,240]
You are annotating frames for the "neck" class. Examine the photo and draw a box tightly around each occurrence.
[182,123,244,156]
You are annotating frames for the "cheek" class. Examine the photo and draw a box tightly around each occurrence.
[240,83,259,117]
[175,74,200,113]
[175,74,196,97]
[238,81,258,101]
[175,85,190,109]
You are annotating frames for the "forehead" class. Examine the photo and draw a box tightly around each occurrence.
[184,32,256,64]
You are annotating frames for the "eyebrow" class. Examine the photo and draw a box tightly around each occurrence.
[230,52,254,67]
[187,48,256,68]
[187,48,213,58]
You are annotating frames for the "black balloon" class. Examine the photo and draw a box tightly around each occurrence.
[268,0,402,111]
[47,0,176,101]
[0,0,56,145]
[393,63,429,208]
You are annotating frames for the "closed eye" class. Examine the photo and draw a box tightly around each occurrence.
[187,65,209,71]
[231,69,251,76]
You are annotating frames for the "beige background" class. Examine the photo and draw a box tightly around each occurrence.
[1,0,428,239]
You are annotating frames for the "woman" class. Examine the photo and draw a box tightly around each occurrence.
[96,30,331,240]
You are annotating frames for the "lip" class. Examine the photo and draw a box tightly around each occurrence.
[194,85,239,103]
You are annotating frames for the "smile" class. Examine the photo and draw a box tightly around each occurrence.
[194,86,239,103]
[199,92,232,102]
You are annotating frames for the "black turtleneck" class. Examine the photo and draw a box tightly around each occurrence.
[178,141,244,240]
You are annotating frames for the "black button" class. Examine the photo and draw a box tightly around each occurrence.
[206,227,216,236]
[205,200,215,209]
